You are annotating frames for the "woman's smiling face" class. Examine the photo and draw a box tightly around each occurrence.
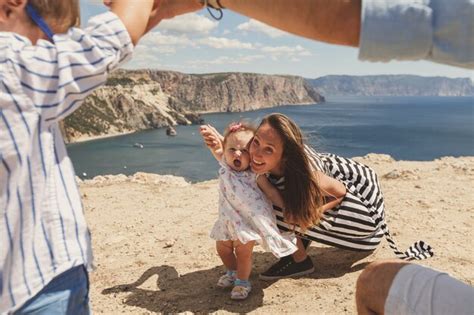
[249,123,285,175]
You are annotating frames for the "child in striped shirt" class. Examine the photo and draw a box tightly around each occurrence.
[0,0,201,313]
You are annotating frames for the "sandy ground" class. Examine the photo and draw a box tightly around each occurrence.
[79,154,474,314]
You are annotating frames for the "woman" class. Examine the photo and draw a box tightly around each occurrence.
[201,113,433,280]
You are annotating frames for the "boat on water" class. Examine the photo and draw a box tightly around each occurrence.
[166,126,177,136]
[133,142,144,149]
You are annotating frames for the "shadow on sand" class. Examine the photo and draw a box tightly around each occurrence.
[102,247,373,313]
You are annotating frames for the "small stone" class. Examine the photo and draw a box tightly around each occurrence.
[164,240,175,248]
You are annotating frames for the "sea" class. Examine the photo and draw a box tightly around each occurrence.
[67,96,474,182]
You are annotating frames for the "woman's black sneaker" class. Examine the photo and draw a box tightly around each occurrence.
[259,256,314,280]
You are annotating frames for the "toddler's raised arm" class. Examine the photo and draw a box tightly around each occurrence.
[200,125,224,161]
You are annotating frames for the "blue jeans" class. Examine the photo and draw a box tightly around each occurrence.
[15,265,90,315]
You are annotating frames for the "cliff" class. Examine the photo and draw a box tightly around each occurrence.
[307,75,474,96]
[64,70,324,143]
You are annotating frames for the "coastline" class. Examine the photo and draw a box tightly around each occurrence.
[67,102,323,144]
[68,130,136,144]
[81,154,474,314]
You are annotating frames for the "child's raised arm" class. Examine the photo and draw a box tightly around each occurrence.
[200,125,224,161]
[108,0,154,45]
[257,175,285,210]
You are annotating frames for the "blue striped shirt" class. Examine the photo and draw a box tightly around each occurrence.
[0,12,133,313]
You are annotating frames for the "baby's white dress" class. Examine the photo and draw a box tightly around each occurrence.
[210,160,297,258]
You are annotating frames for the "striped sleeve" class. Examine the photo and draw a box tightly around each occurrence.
[7,11,133,123]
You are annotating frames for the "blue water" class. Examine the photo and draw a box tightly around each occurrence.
[67,96,474,182]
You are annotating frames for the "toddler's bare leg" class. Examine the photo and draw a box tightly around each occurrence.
[234,240,255,280]
[216,240,237,271]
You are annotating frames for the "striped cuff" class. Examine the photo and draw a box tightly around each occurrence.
[358,0,433,62]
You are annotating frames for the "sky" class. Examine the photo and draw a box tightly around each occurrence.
[80,1,473,79]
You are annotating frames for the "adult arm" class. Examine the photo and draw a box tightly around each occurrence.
[257,175,285,210]
[210,0,473,69]
[316,171,346,212]
[107,0,154,45]
[213,0,361,46]
[144,0,204,33]
[105,0,203,42]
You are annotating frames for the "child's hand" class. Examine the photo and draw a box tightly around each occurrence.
[199,124,222,149]
[200,124,224,161]
[145,0,204,33]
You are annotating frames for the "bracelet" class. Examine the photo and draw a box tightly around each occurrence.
[200,0,225,9]
[200,0,224,20]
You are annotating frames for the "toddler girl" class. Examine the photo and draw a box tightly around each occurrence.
[200,122,297,300]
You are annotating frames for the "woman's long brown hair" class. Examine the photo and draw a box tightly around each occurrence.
[261,113,325,230]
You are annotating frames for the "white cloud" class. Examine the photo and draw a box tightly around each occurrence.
[237,19,288,38]
[157,13,218,34]
[260,44,312,58]
[140,32,192,47]
[261,45,307,54]
[198,37,254,49]
[188,54,265,65]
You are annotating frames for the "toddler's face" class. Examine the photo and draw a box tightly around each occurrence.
[224,131,253,172]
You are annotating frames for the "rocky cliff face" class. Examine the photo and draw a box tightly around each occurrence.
[307,75,474,96]
[63,83,201,143]
[64,70,325,143]
[144,70,325,112]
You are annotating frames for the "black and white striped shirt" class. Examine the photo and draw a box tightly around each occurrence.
[268,145,433,260]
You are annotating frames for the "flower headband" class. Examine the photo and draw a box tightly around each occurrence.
[26,3,55,41]
[228,122,243,133]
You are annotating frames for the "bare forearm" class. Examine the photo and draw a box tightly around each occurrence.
[257,175,285,209]
[322,196,344,212]
[109,0,153,45]
[210,148,223,161]
[218,0,361,46]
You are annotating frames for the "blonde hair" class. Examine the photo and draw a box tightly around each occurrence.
[260,113,325,230]
[222,121,256,148]
[28,0,81,33]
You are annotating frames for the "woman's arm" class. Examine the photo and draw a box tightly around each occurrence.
[257,175,285,210]
[211,0,361,47]
[316,171,347,211]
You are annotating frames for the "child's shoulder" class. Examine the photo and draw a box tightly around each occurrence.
[0,32,30,50]
[0,33,29,72]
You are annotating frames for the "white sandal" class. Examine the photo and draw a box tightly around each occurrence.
[231,284,251,300]
[217,272,235,288]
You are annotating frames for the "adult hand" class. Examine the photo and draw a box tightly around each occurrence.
[145,0,203,32]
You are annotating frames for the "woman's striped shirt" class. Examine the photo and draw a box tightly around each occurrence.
[268,145,433,260]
